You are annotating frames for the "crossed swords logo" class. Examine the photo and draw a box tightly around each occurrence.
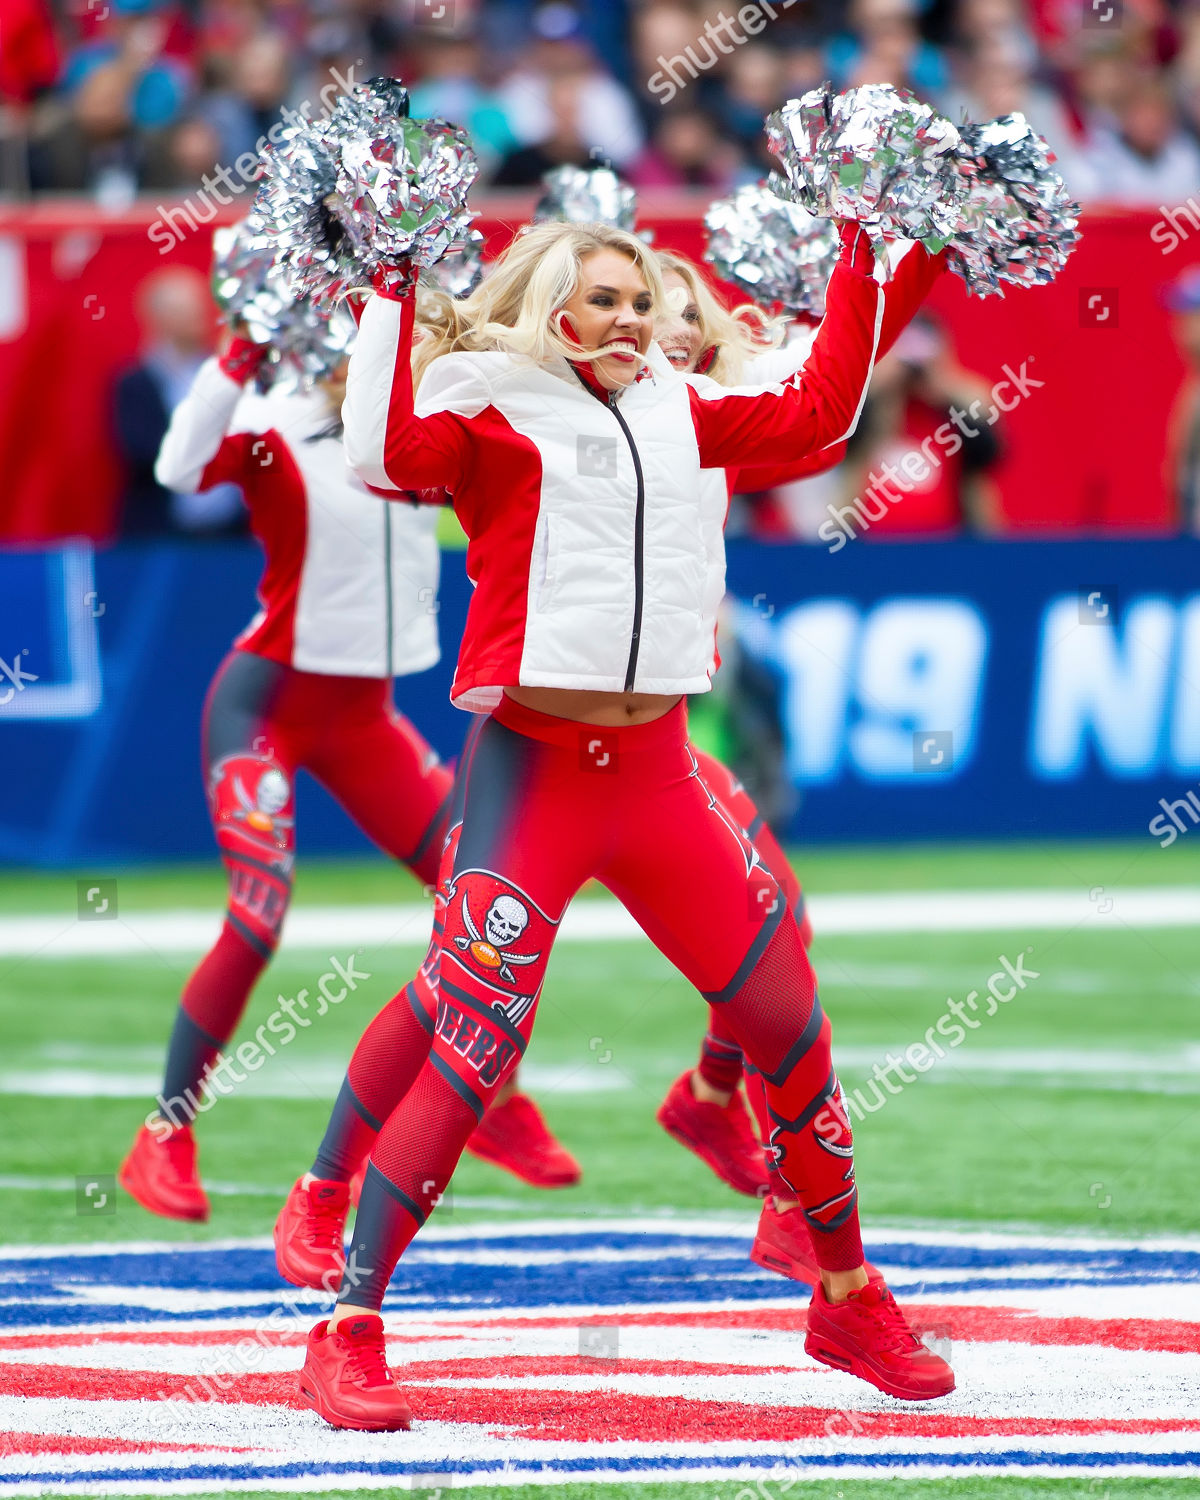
[453,889,541,987]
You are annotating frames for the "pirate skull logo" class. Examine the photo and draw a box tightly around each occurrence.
[485,895,527,948]
[224,761,293,846]
[455,889,540,985]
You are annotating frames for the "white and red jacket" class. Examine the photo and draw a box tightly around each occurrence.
[156,362,440,679]
[344,259,884,712]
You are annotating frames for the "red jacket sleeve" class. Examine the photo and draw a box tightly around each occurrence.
[342,289,478,496]
[726,245,948,489]
[688,261,884,470]
[197,433,253,489]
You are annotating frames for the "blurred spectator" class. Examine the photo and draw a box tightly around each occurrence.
[1065,38,1134,136]
[28,59,177,200]
[58,3,192,132]
[0,0,59,194]
[716,44,786,159]
[113,267,245,537]
[164,110,223,186]
[630,0,699,110]
[495,2,643,175]
[952,0,1039,63]
[827,0,948,98]
[1164,266,1200,531]
[834,316,1001,541]
[781,37,828,100]
[0,0,58,107]
[941,34,1075,156]
[200,29,292,166]
[9,0,1200,222]
[628,105,739,189]
[491,69,597,184]
[1072,75,1200,205]
[1175,9,1200,143]
[409,36,517,180]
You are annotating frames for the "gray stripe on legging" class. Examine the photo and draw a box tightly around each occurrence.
[701,895,784,1006]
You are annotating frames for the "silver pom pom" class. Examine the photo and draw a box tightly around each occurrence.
[422,227,485,299]
[949,113,1080,298]
[704,181,838,316]
[211,213,354,392]
[255,124,347,306]
[257,76,478,303]
[326,86,478,290]
[766,83,966,255]
[533,165,638,231]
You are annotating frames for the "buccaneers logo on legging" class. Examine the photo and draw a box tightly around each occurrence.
[441,870,556,1027]
[209,753,294,854]
[456,891,540,984]
[208,753,295,951]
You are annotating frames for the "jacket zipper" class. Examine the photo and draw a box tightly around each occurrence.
[383,502,394,681]
[606,391,646,692]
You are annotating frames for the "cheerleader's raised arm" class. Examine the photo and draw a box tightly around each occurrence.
[686,224,885,471]
[342,286,479,496]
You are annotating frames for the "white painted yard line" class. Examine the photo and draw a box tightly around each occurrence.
[2,1045,1195,1101]
[0,1059,638,1099]
[832,1043,1200,1075]
[2,885,1198,959]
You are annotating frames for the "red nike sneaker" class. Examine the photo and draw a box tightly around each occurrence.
[274,1177,349,1291]
[298,1314,412,1431]
[465,1093,581,1188]
[118,1121,209,1222]
[656,1071,770,1198]
[751,1197,883,1286]
[804,1274,956,1401]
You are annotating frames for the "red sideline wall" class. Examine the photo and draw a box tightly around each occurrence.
[0,195,1192,541]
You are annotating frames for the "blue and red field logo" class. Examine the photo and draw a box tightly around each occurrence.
[1,1221,1198,1491]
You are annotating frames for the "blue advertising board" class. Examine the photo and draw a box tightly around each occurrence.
[0,537,1195,863]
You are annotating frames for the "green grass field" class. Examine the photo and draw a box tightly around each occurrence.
[2,840,1198,1499]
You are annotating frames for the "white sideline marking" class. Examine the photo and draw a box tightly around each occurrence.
[0,1059,637,1099]
[2,885,1198,959]
[1,1044,1198,1100]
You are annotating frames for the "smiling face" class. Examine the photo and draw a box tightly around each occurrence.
[656,269,705,373]
[559,248,654,391]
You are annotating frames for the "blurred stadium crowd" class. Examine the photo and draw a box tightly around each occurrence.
[2,0,1199,205]
[2,0,1199,539]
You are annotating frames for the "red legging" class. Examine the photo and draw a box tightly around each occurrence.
[340,697,861,1310]
[157,649,452,1123]
[689,748,811,1104]
[310,738,809,1182]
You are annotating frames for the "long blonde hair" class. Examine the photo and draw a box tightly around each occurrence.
[654,249,782,387]
[412,221,665,389]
